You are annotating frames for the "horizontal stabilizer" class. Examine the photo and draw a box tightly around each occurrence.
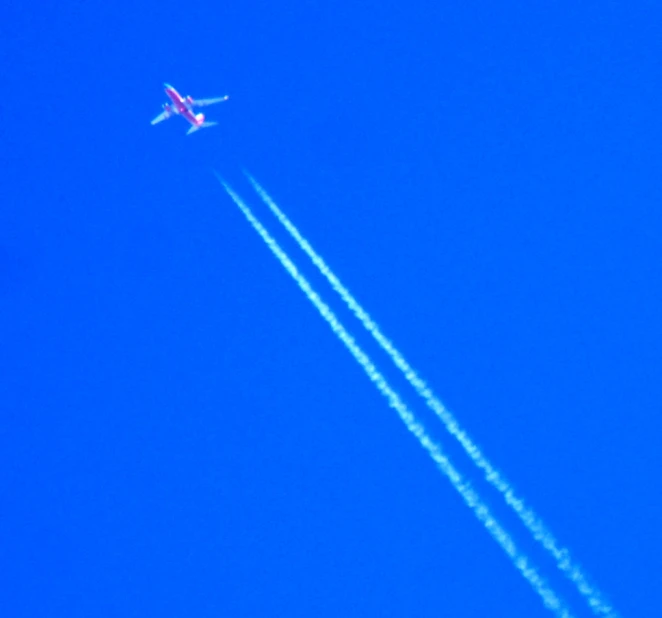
[186,121,218,135]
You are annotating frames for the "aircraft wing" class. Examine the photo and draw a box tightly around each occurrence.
[150,110,171,125]
[190,95,229,107]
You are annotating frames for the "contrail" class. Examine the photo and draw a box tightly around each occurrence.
[243,171,618,618]
[217,174,574,618]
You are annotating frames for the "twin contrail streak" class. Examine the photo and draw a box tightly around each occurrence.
[217,174,573,618]
[243,172,617,618]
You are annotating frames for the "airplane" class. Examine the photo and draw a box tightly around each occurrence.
[151,83,229,135]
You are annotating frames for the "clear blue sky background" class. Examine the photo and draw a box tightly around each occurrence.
[2,2,660,617]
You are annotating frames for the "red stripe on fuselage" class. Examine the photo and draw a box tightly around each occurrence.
[164,86,184,105]
[164,85,201,126]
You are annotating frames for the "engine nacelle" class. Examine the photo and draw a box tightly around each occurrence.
[186,95,194,104]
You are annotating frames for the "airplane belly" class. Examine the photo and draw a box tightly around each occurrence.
[181,110,198,125]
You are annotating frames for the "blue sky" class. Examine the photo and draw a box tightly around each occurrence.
[2,2,660,617]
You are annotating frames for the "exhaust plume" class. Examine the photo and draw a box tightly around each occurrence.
[243,171,617,618]
[217,174,573,618]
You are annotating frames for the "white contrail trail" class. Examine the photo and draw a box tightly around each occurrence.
[217,174,574,618]
[243,171,618,618]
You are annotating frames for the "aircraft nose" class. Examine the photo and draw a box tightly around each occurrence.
[163,82,172,90]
